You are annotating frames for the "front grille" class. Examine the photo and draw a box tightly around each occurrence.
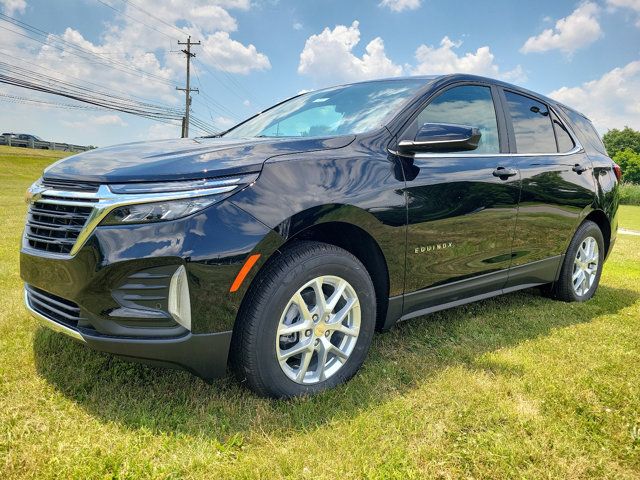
[25,200,94,254]
[26,285,83,328]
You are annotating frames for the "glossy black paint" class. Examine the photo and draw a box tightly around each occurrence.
[21,74,619,380]
[43,135,355,183]
[21,201,282,335]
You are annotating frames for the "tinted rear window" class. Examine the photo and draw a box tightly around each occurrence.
[559,106,607,156]
[551,111,575,153]
[504,91,557,154]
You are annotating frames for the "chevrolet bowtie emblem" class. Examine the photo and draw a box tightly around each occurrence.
[25,184,45,205]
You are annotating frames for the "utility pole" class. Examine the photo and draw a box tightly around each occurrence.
[176,36,200,138]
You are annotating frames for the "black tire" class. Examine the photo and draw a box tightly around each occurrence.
[552,220,604,302]
[230,241,376,398]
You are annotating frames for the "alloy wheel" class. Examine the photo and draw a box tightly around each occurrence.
[572,236,599,297]
[275,275,361,384]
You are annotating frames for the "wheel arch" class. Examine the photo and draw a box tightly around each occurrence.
[583,208,612,257]
[240,204,394,332]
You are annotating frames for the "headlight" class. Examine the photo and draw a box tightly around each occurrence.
[102,197,218,225]
[100,173,258,226]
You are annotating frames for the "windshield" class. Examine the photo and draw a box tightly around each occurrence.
[223,79,427,139]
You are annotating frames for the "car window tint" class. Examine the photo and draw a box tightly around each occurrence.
[559,106,607,156]
[415,85,499,154]
[551,111,575,153]
[504,91,557,154]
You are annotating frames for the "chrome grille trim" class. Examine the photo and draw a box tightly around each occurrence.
[24,286,86,343]
[25,200,93,254]
[24,181,240,258]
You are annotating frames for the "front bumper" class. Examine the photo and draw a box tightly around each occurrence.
[25,287,232,379]
[21,199,282,380]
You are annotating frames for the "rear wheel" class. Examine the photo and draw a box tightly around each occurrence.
[230,241,376,398]
[553,220,604,302]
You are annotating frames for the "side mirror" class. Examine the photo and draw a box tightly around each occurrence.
[398,123,481,154]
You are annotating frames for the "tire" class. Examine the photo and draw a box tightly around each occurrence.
[552,220,604,302]
[230,241,376,398]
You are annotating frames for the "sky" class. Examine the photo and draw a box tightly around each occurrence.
[0,0,639,147]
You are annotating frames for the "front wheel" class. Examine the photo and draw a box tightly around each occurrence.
[553,220,605,302]
[230,241,376,398]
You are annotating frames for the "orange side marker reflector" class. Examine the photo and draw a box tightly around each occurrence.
[229,254,261,292]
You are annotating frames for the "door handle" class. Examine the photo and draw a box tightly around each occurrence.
[572,163,588,174]
[492,167,518,179]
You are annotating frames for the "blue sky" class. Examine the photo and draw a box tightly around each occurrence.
[0,0,639,146]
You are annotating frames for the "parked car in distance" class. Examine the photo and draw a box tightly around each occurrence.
[20,74,620,398]
[2,132,49,148]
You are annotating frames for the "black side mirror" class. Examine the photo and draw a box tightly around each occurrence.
[398,123,482,154]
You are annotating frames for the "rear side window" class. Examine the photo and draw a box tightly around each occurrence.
[414,85,500,154]
[551,111,575,153]
[559,106,607,156]
[504,91,557,154]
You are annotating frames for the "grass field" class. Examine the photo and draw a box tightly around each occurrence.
[1,146,640,479]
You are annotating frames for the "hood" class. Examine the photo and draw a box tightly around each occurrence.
[43,135,355,183]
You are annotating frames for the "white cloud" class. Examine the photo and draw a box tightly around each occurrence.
[411,37,526,82]
[379,0,421,12]
[298,21,402,84]
[188,5,238,32]
[293,22,303,30]
[145,122,181,140]
[62,113,128,129]
[0,0,26,15]
[0,0,270,145]
[200,31,270,74]
[213,115,236,129]
[548,60,640,132]
[521,2,602,54]
[606,0,640,26]
[92,114,128,126]
[606,0,640,10]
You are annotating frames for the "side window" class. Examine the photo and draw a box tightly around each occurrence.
[504,91,557,154]
[560,106,607,156]
[551,111,575,153]
[413,85,500,154]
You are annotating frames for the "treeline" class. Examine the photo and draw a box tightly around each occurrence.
[603,127,640,184]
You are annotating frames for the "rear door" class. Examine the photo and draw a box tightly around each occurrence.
[499,89,596,288]
[398,83,521,315]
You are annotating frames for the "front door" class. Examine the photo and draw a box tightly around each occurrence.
[398,84,521,316]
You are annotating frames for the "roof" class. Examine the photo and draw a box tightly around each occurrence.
[337,73,588,120]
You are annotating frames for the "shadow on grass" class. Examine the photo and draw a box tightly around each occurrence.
[33,284,638,443]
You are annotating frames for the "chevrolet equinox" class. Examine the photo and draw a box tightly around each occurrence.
[21,74,620,398]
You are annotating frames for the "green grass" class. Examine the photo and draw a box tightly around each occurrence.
[619,205,640,231]
[2,146,640,479]
[619,182,640,206]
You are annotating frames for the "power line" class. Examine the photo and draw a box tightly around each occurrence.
[191,62,242,122]
[120,0,187,37]
[94,0,179,42]
[0,14,181,89]
[0,12,225,136]
[194,57,264,109]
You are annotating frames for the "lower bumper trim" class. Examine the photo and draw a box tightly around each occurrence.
[25,288,86,343]
[25,287,232,380]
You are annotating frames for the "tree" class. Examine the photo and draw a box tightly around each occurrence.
[613,148,640,184]
[602,127,640,158]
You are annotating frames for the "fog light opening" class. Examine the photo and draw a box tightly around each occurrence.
[168,265,191,331]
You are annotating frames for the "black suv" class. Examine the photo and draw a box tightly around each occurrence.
[21,74,620,398]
